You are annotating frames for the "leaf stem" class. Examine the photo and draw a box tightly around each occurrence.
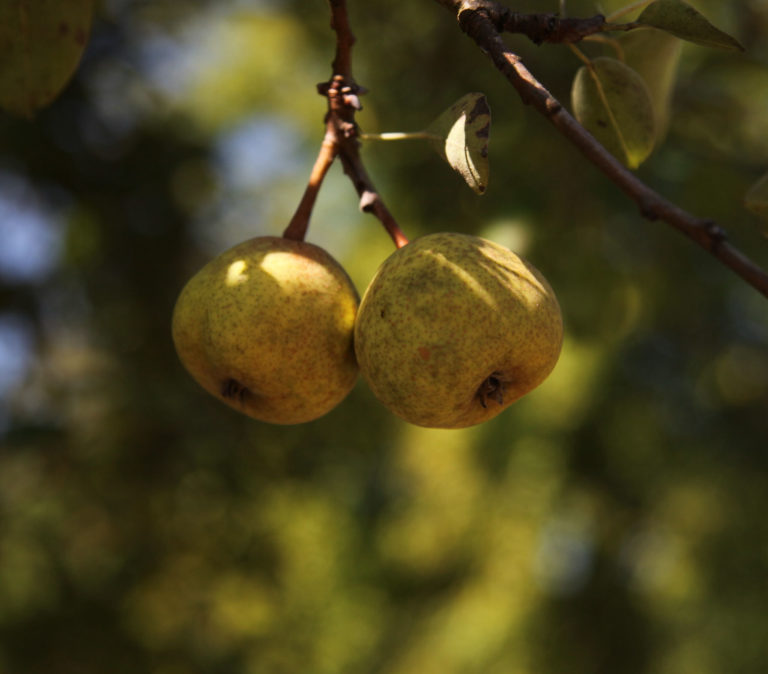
[583,34,626,60]
[568,42,592,66]
[573,45,633,166]
[361,131,442,141]
[606,0,655,23]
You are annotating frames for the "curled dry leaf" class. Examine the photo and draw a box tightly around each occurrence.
[426,92,491,195]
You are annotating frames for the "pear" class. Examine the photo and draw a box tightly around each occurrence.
[172,236,359,424]
[354,232,563,428]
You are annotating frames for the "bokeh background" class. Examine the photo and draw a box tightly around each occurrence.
[2,1,768,672]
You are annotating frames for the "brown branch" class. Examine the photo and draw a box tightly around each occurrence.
[285,0,408,248]
[337,146,410,249]
[329,0,355,78]
[283,130,337,241]
[506,13,606,44]
[432,0,611,44]
[327,0,408,248]
[433,1,768,299]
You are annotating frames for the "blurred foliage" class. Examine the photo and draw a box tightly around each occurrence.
[0,0,95,117]
[1,1,768,673]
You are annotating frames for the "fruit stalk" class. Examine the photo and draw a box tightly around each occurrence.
[337,148,410,249]
[283,132,338,241]
[287,0,409,250]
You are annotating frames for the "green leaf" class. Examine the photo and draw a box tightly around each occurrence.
[571,57,656,169]
[637,0,744,52]
[745,172,768,234]
[620,27,682,141]
[0,0,95,117]
[425,93,491,195]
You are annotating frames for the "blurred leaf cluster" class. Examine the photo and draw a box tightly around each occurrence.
[1,1,768,673]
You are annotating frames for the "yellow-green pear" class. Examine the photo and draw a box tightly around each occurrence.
[354,232,563,428]
[172,236,359,424]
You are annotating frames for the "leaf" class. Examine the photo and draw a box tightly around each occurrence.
[425,93,491,195]
[745,172,768,233]
[637,0,744,52]
[0,0,95,117]
[620,27,682,141]
[571,57,656,169]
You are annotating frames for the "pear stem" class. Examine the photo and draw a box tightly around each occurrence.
[324,0,410,249]
[283,0,409,249]
[283,133,337,241]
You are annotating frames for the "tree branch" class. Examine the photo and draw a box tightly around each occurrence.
[432,0,614,43]
[283,130,337,241]
[434,1,768,299]
[284,0,408,249]
[338,147,409,249]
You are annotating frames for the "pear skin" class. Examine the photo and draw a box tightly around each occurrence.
[172,236,359,424]
[354,232,563,428]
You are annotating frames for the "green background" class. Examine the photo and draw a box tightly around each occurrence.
[1,1,767,672]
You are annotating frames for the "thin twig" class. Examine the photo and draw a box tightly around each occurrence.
[433,1,768,298]
[338,149,410,249]
[329,0,355,78]
[283,131,337,241]
[432,0,610,43]
[296,0,408,249]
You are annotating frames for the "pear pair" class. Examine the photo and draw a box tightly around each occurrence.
[172,232,563,428]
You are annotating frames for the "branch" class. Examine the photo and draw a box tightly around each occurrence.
[329,0,355,77]
[338,146,409,249]
[284,0,408,249]
[283,131,337,241]
[432,0,614,44]
[434,1,768,299]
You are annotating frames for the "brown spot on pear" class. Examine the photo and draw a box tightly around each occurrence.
[172,236,359,424]
[354,232,563,428]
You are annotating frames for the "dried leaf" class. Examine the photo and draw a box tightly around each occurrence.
[571,57,656,169]
[637,0,744,52]
[426,93,491,195]
[0,0,95,117]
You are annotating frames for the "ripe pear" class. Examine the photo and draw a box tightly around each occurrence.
[172,236,359,424]
[354,232,563,428]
